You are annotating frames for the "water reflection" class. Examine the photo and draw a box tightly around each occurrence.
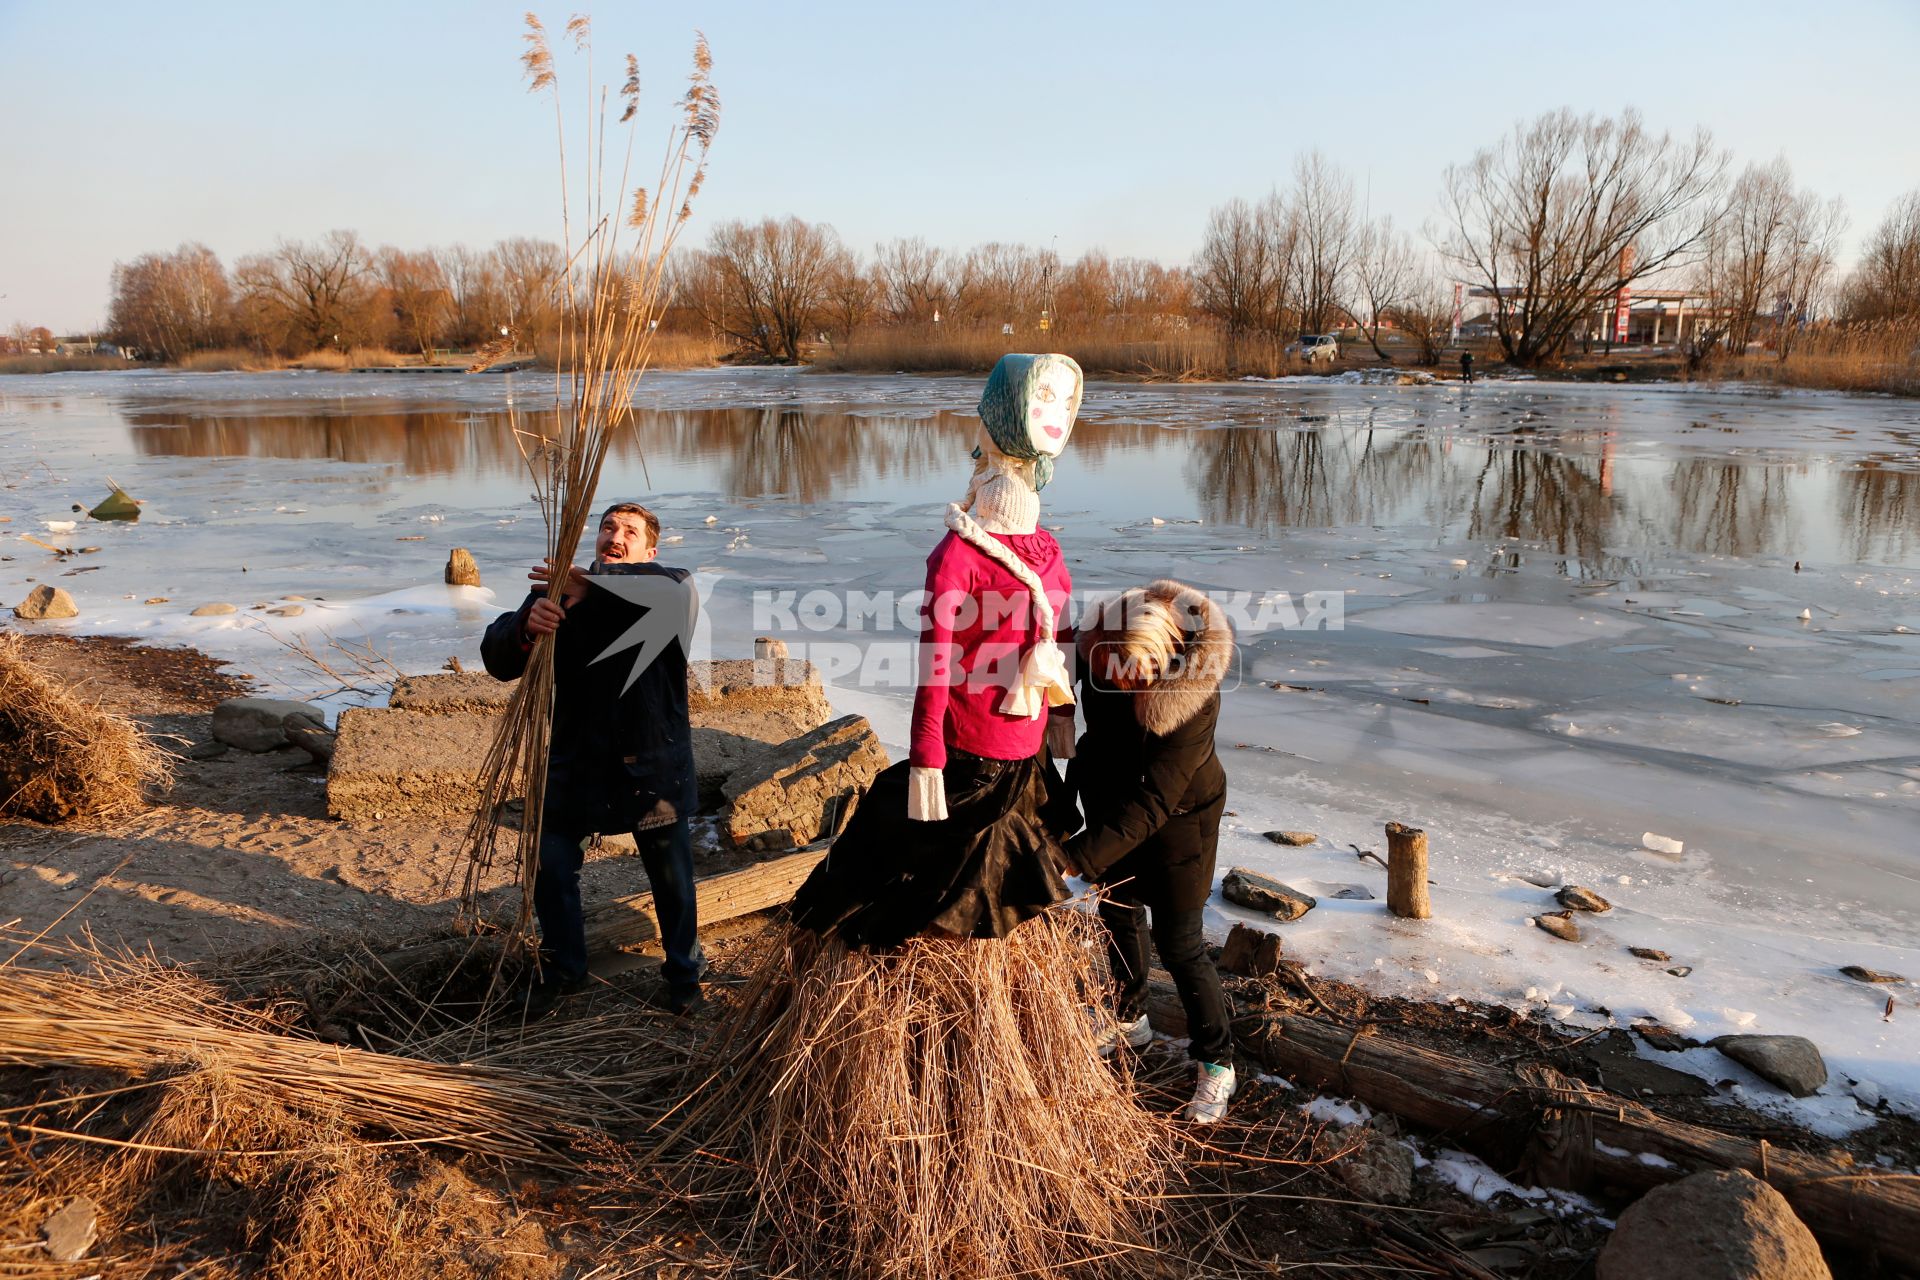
[122,402,1920,568]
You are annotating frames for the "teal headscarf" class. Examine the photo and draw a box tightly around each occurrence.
[974,352,1084,491]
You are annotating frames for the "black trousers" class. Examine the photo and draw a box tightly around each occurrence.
[1099,884,1232,1065]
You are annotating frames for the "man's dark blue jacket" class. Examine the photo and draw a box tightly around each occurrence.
[480,562,697,834]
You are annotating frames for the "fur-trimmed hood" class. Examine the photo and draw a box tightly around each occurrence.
[1076,579,1233,736]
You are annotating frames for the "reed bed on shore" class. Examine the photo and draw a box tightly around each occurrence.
[812,325,1305,381]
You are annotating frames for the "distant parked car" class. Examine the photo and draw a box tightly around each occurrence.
[1289,334,1339,364]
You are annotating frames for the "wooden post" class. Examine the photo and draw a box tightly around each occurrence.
[1385,821,1430,919]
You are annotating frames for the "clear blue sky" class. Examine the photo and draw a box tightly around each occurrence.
[3,0,1916,333]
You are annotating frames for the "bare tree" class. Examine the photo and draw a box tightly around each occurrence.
[1284,150,1358,335]
[1347,217,1419,360]
[379,248,453,361]
[437,244,506,348]
[1388,276,1457,366]
[1109,257,1191,323]
[695,217,843,361]
[873,237,950,325]
[491,237,565,344]
[1439,108,1728,365]
[821,250,875,344]
[107,242,233,360]
[233,230,378,354]
[1193,197,1280,367]
[950,242,1055,329]
[1840,189,1920,326]
[1695,158,1844,358]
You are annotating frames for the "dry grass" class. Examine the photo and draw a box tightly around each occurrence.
[0,932,689,1277]
[812,325,1307,381]
[0,634,173,823]
[1708,325,1920,395]
[642,911,1176,1279]
[176,347,285,372]
[286,346,412,371]
[0,355,133,375]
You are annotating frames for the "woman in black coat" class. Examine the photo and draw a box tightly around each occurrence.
[1062,579,1236,1123]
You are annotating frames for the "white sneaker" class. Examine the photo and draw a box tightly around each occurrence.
[1095,1013,1154,1056]
[1184,1061,1236,1124]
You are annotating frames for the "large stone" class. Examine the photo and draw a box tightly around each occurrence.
[12,584,77,620]
[1221,867,1317,922]
[336,658,840,822]
[1534,911,1582,942]
[1556,884,1613,912]
[327,708,504,823]
[1597,1169,1830,1280]
[688,657,833,727]
[445,547,481,587]
[213,697,324,752]
[719,714,889,851]
[389,672,517,716]
[1714,1035,1829,1097]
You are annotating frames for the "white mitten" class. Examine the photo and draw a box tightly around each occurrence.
[907,765,949,822]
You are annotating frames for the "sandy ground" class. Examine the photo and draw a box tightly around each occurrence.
[0,633,742,970]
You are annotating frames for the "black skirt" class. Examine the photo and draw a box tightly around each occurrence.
[787,747,1072,950]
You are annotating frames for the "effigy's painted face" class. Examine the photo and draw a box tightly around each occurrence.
[1023,361,1080,457]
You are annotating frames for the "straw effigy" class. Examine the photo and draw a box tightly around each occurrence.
[652,909,1177,1279]
[0,632,173,823]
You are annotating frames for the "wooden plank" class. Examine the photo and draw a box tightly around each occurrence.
[377,848,827,979]
[582,847,827,950]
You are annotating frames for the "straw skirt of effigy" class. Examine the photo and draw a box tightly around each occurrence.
[690,911,1172,1278]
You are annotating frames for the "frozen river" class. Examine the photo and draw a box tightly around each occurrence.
[3,367,1917,1129]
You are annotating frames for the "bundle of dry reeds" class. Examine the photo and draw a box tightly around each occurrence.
[0,960,602,1165]
[650,910,1176,1279]
[0,633,172,823]
[455,14,719,938]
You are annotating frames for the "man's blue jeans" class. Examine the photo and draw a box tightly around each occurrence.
[535,818,704,992]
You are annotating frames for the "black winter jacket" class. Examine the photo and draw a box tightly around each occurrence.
[1064,580,1232,911]
[480,562,697,834]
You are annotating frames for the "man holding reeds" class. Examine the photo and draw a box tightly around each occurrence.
[481,502,704,1016]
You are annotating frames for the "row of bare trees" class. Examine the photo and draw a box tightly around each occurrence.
[108,232,567,360]
[101,106,1920,369]
[667,221,1195,362]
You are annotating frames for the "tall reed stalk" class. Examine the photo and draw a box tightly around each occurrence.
[456,14,718,948]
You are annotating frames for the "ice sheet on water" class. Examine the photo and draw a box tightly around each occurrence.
[1352,602,1644,647]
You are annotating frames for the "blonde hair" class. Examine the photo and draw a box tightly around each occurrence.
[1097,592,1185,688]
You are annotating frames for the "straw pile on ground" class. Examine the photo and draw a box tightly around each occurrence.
[0,943,652,1278]
[650,910,1177,1279]
[0,633,172,823]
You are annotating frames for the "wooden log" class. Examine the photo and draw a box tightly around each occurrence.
[1385,821,1430,919]
[376,848,828,980]
[1218,923,1284,977]
[1241,1012,1920,1261]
